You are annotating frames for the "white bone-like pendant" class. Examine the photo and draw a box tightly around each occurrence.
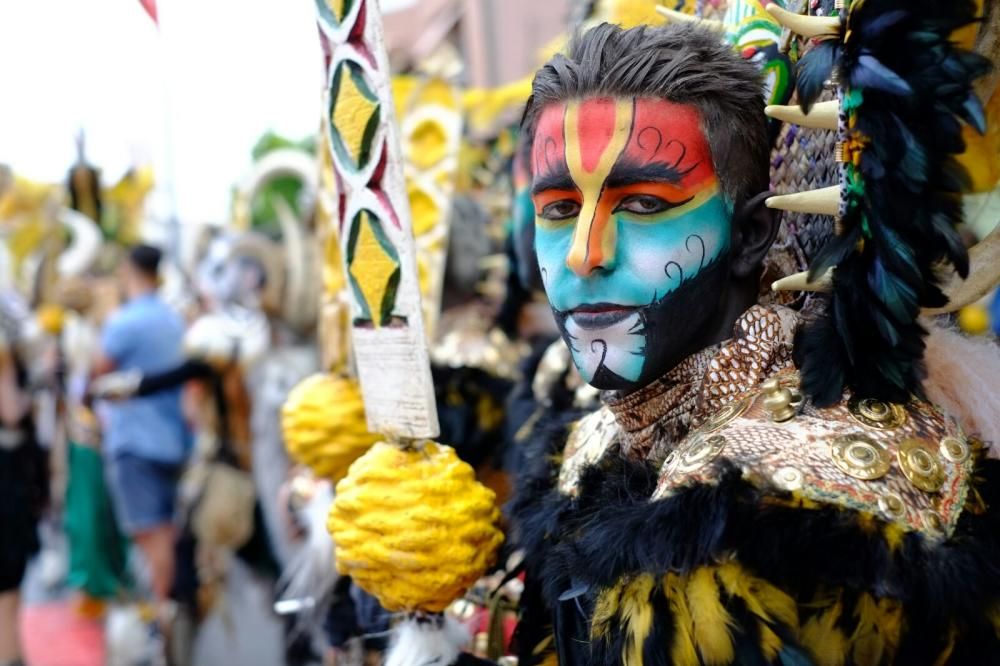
[771,268,834,293]
[766,186,841,216]
[765,101,839,130]
[765,3,840,39]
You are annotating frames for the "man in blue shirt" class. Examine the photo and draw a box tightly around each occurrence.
[93,244,190,605]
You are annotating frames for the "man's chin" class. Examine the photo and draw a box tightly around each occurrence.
[580,363,642,392]
[555,308,647,391]
[551,255,730,394]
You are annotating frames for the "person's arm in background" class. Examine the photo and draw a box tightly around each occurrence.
[133,359,213,396]
[88,359,216,402]
[0,344,29,427]
[91,313,133,380]
[83,313,132,406]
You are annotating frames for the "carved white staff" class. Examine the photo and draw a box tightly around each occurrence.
[309,2,503,664]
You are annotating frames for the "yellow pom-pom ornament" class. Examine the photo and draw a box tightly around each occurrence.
[36,304,65,336]
[958,304,991,335]
[281,374,380,483]
[328,440,504,612]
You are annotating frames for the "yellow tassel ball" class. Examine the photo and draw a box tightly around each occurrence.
[281,374,379,483]
[958,304,990,335]
[328,440,504,612]
[36,303,65,335]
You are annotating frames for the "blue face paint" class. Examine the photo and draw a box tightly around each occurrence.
[530,98,736,391]
[536,193,732,384]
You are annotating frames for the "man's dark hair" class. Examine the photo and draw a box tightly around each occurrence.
[127,243,163,279]
[522,22,769,208]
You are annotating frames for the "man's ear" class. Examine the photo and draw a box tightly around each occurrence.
[730,191,780,279]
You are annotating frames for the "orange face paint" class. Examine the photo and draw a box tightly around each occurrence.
[532,97,718,276]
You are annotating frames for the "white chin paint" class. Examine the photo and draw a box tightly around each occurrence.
[565,312,645,383]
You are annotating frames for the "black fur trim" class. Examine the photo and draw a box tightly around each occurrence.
[509,421,1000,664]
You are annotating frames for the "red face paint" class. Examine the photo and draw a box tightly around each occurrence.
[531,97,717,276]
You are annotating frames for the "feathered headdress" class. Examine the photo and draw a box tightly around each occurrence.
[763,0,999,405]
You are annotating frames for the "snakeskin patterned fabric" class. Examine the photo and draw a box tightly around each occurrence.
[604,304,797,465]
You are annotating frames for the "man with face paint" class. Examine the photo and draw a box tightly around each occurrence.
[533,95,753,392]
[505,19,1000,666]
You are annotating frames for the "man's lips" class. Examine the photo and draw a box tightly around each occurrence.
[567,303,637,329]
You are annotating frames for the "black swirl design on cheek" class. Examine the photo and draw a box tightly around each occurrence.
[664,261,683,284]
[540,266,548,285]
[685,233,706,272]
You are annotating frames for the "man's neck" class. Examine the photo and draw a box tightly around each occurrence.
[128,285,156,301]
[617,282,758,400]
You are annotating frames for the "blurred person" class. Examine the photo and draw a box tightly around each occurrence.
[0,305,48,666]
[91,244,191,612]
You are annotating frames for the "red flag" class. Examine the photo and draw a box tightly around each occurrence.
[138,0,158,25]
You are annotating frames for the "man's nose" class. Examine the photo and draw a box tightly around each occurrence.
[566,210,616,277]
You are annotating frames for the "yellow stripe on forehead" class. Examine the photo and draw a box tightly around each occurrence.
[565,98,635,274]
[564,98,634,194]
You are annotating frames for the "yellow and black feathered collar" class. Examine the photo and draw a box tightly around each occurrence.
[510,373,1000,665]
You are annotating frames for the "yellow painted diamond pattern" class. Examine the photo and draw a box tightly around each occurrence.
[332,65,378,169]
[325,0,349,22]
[349,211,399,327]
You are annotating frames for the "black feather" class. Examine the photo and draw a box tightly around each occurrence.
[797,0,988,404]
[795,40,838,113]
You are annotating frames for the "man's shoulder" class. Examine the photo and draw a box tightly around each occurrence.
[656,370,979,540]
[115,296,181,329]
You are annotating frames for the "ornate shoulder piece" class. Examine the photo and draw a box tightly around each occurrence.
[655,371,977,539]
[558,406,620,496]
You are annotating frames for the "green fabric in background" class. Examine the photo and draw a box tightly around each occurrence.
[64,442,131,599]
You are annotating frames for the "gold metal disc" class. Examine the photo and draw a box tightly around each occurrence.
[665,434,728,476]
[922,510,945,536]
[847,397,907,430]
[773,466,804,491]
[878,492,906,521]
[897,438,944,493]
[939,436,970,464]
[830,433,891,480]
[700,397,751,433]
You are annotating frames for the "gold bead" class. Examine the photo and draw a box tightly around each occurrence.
[830,433,891,480]
[762,378,796,422]
[897,438,944,493]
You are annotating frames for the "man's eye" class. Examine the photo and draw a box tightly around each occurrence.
[540,200,581,221]
[615,195,673,215]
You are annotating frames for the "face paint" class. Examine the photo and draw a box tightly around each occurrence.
[532,97,734,391]
[511,142,543,291]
